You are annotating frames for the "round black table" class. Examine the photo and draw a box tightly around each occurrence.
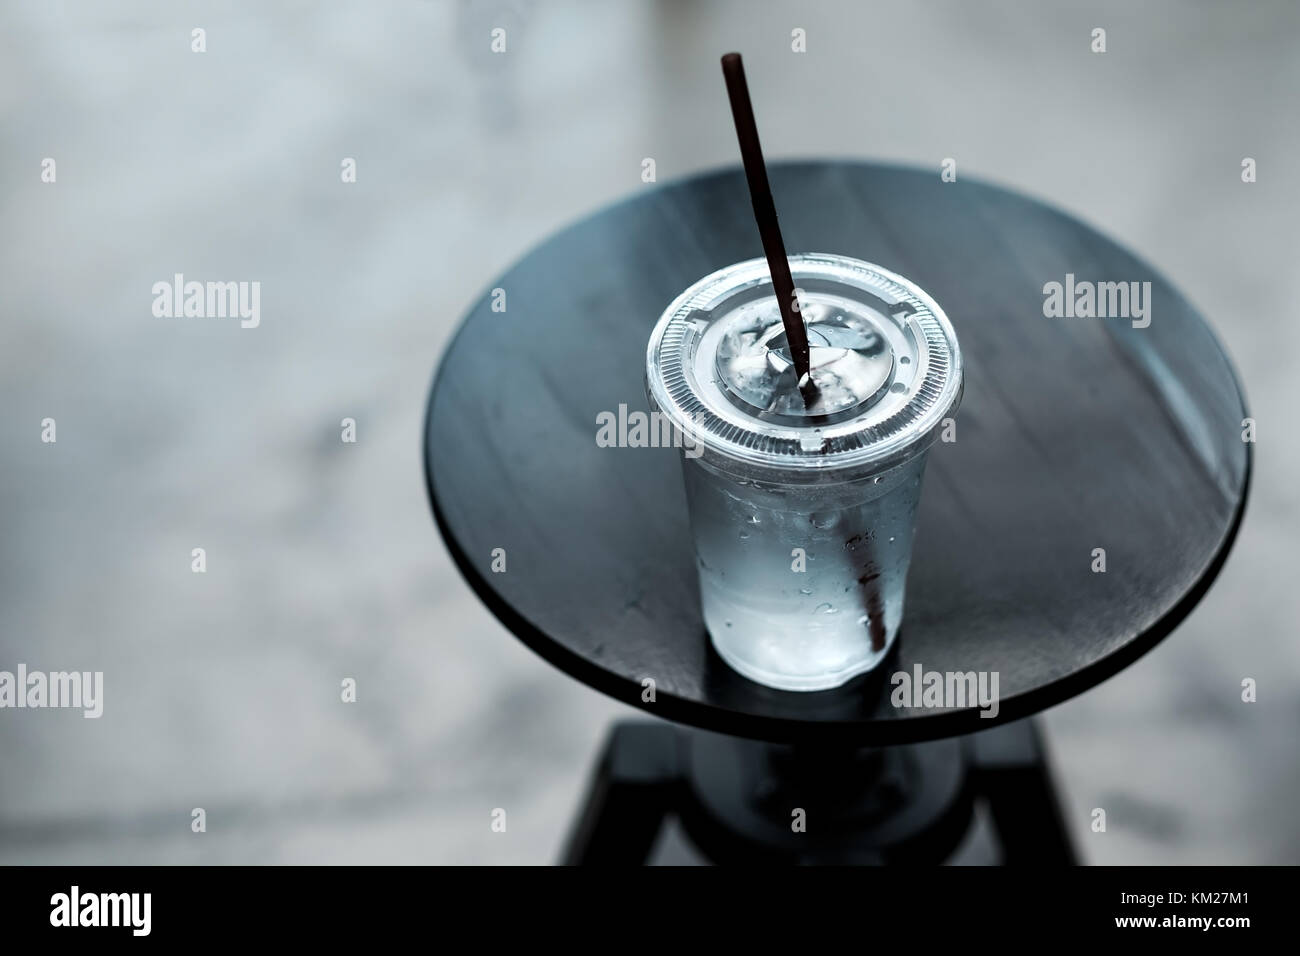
[425,161,1250,742]
[424,162,1250,864]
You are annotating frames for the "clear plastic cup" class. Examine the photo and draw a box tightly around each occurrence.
[645,254,963,691]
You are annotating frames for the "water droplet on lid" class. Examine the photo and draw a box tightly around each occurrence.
[799,587,813,595]
[725,620,732,628]
[814,603,838,614]
[890,382,907,393]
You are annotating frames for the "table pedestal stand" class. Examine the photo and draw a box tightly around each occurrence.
[562,719,1076,865]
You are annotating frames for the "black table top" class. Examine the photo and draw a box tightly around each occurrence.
[424,161,1250,744]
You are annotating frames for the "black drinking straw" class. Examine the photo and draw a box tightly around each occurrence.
[721,52,812,389]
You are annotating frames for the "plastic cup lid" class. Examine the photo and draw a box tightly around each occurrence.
[646,254,963,476]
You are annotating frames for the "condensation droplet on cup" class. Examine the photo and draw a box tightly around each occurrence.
[814,603,838,614]
[810,512,838,529]
[799,586,813,595]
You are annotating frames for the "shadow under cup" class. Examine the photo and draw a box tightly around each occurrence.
[646,254,963,692]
